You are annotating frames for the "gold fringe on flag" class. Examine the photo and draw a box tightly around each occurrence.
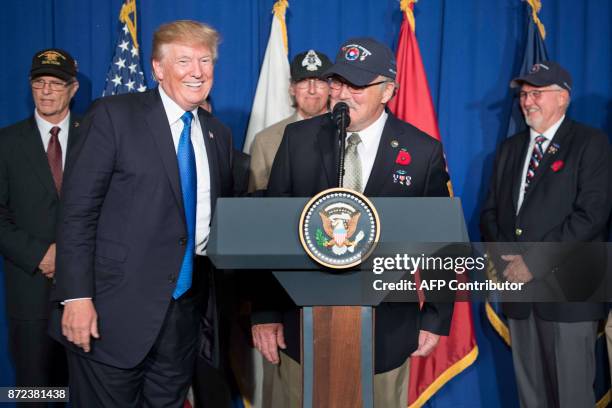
[526,0,546,40]
[400,0,417,32]
[272,0,289,55]
[119,0,139,49]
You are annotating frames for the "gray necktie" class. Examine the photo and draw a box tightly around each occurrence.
[344,133,363,192]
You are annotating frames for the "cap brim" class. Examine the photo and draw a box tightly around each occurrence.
[322,62,378,87]
[509,74,553,89]
[30,67,74,82]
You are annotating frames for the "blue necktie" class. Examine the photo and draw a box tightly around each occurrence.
[173,111,197,299]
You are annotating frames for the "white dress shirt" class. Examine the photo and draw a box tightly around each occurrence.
[346,110,388,189]
[158,86,212,255]
[35,110,70,169]
[516,115,565,212]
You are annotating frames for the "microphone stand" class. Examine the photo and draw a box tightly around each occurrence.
[337,113,347,188]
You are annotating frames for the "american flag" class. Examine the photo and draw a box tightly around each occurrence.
[102,0,147,96]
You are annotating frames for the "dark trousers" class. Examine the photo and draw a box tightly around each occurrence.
[67,288,202,408]
[9,318,68,407]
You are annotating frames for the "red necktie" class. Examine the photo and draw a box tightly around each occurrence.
[47,126,63,193]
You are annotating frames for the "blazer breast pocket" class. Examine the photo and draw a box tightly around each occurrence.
[94,238,129,295]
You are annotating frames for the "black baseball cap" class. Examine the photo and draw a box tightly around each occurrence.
[30,48,78,82]
[510,61,572,92]
[290,50,332,82]
[322,37,396,86]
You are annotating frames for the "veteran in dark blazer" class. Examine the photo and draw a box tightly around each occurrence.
[49,21,233,407]
[251,37,453,408]
[480,61,612,408]
[0,48,80,391]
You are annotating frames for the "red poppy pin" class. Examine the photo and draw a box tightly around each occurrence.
[551,160,564,172]
[395,149,411,166]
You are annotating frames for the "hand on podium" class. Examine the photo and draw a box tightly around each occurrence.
[411,330,440,357]
[252,323,286,364]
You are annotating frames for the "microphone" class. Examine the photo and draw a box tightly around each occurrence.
[332,102,351,129]
[333,102,351,188]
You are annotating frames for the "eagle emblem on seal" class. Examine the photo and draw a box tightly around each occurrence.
[316,203,365,255]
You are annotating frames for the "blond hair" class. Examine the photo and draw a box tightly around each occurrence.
[152,20,220,62]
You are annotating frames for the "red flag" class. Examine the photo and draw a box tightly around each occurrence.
[388,2,478,407]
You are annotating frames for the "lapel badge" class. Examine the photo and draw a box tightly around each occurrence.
[390,140,399,148]
[393,169,412,186]
[551,160,564,172]
[547,142,559,155]
[74,121,80,128]
[208,131,214,139]
[395,148,411,165]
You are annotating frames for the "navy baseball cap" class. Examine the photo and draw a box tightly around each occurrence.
[322,37,397,86]
[510,61,572,92]
[290,50,332,82]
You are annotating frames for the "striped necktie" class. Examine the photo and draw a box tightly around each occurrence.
[524,134,546,192]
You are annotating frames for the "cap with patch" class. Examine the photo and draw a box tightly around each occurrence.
[322,37,396,87]
[510,61,572,92]
[290,50,332,82]
[30,48,78,82]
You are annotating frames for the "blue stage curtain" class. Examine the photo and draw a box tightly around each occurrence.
[1,1,610,407]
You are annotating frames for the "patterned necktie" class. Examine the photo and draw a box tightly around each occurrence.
[174,111,197,299]
[344,133,363,192]
[47,126,62,193]
[524,134,546,192]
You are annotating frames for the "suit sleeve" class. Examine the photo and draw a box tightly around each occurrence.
[53,101,116,301]
[265,128,293,198]
[423,141,450,197]
[248,133,267,193]
[0,132,49,274]
[480,145,506,243]
[523,131,612,279]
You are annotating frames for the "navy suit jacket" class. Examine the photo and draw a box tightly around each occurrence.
[49,89,233,368]
[480,118,611,321]
[254,111,454,373]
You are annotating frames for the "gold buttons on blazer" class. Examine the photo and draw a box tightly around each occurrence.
[515,228,523,236]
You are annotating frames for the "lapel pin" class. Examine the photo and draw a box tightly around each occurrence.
[391,140,399,148]
[209,131,214,139]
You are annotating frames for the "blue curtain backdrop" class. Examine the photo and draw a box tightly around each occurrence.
[0,1,610,407]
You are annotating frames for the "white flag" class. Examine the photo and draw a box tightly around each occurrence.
[243,0,294,153]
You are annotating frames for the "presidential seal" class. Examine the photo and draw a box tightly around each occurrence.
[299,188,380,269]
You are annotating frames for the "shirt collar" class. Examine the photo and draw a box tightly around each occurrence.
[347,110,388,150]
[158,85,199,126]
[34,110,70,136]
[530,114,565,142]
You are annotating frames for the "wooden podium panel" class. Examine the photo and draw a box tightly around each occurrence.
[312,306,365,408]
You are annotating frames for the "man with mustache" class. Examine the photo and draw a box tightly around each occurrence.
[251,37,453,408]
[481,61,611,407]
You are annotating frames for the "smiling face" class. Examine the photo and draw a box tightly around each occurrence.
[290,78,330,119]
[31,75,79,124]
[329,76,395,132]
[152,42,214,111]
[520,83,569,133]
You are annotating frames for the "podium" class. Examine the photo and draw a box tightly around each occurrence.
[208,197,468,408]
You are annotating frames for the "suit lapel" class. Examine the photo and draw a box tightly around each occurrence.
[18,118,57,197]
[65,116,81,164]
[144,89,185,218]
[316,115,339,188]
[522,118,572,206]
[364,114,401,196]
[198,108,220,214]
[511,132,530,213]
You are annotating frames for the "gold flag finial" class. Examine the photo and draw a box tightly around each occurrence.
[272,0,290,55]
[119,0,139,48]
[526,0,546,40]
[400,0,417,32]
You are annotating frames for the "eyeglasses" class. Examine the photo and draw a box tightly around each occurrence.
[294,78,329,90]
[328,78,390,95]
[518,89,562,100]
[31,79,73,91]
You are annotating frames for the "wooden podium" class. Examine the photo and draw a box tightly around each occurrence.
[208,197,468,408]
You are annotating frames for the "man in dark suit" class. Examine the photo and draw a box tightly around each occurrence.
[0,48,79,392]
[49,21,233,407]
[481,61,611,407]
[251,37,453,408]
